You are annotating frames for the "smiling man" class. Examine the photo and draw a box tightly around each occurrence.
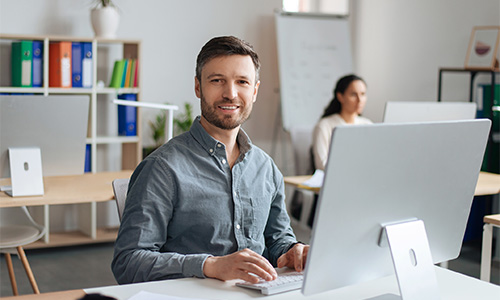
[111,36,309,285]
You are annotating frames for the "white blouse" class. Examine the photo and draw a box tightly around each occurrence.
[312,114,372,170]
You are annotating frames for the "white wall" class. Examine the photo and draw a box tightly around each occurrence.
[1,0,499,167]
[351,0,500,122]
[1,0,499,231]
[0,0,284,161]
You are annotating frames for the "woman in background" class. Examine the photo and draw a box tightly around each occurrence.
[312,74,372,170]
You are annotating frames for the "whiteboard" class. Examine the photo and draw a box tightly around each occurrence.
[275,12,353,131]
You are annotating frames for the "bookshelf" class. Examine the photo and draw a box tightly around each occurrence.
[437,67,499,173]
[0,33,142,171]
[0,33,142,247]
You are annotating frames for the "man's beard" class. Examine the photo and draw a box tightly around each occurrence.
[200,91,252,130]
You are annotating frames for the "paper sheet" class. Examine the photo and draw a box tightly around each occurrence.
[127,291,209,300]
[301,169,324,188]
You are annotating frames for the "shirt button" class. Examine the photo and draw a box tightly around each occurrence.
[236,224,241,230]
[209,149,213,153]
[221,159,226,164]
[217,144,222,148]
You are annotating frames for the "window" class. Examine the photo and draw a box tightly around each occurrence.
[282,0,349,15]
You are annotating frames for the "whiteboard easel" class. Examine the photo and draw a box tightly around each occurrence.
[275,12,353,132]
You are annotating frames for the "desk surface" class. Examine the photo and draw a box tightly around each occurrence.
[285,171,500,196]
[0,170,133,207]
[4,267,498,300]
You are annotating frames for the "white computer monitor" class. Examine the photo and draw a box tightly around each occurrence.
[0,95,89,179]
[302,119,491,298]
[383,101,477,123]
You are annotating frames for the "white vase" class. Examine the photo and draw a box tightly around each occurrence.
[90,6,120,39]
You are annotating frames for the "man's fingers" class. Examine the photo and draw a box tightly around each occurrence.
[241,251,277,279]
[237,269,261,284]
[277,253,288,268]
[294,245,303,271]
[241,262,275,281]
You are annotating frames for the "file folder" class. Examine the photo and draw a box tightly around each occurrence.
[124,59,132,88]
[82,42,93,88]
[11,40,33,87]
[109,59,125,88]
[133,59,139,87]
[121,59,129,88]
[49,41,72,88]
[72,42,83,88]
[32,41,43,87]
[117,94,137,136]
[128,59,136,88]
[85,144,91,173]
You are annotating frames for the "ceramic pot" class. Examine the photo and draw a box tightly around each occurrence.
[90,6,120,39]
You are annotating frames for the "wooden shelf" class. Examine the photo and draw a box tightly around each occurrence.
[25,228,118,249]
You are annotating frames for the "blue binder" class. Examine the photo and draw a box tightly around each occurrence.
[82,42,93,88]
[117,94,137,136]
[32,41,43,87]
[84,144,91,173]
[71,42,83,88]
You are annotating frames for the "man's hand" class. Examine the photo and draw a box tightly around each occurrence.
[277,243,309,272]
[203,248,277,283]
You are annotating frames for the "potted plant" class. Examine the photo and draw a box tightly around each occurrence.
[143,103,194,159]
[90,0,120,39]
[173,103,194,136]
[143,112,167,158]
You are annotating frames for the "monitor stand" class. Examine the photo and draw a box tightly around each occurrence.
[5,147,44,197]
[373,219,440,300]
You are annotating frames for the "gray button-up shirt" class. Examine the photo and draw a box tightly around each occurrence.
[112,117,297,284]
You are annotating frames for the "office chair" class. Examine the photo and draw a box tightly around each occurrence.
[480,214,500,282]
[0,206,45,295]
[112,178,130,221]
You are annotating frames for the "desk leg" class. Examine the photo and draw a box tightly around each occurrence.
[78,202,96,239]
[43,205,49,243]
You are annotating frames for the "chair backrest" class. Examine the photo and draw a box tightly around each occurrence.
[112,178,130,222]
[289,126,314,175]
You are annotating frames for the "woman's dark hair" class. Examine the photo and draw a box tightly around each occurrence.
[321,74,366,118]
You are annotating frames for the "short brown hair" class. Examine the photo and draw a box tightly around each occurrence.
[196,36,261,82]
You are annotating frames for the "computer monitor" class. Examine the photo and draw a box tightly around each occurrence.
[0,95,89,179]
[302,119,491,298]
[383,101,477,123]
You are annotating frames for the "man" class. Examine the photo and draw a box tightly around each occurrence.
[112,36,309,285]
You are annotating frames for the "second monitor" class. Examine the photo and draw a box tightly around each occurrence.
[383,101,477,123]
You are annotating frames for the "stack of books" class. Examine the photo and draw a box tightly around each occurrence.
[109,58,138,88]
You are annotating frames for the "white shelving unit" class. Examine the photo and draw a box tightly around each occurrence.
[0,33,143,247]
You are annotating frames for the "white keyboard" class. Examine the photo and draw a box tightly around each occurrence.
[236,271,304,295]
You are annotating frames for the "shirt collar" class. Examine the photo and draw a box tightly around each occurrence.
[189,116,253,157]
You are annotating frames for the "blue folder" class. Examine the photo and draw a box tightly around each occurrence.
[85,144,91,173]
[82,42,93,88]
[71,42,83,88]
[117,94,137,136]
[32,41,43,87]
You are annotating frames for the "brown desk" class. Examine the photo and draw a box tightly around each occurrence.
[284,171,500,196]
[0,170,133,248]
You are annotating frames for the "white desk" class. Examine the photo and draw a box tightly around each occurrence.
[82,267,499,300]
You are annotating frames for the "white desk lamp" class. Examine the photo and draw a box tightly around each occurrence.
[113,99,179,142]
